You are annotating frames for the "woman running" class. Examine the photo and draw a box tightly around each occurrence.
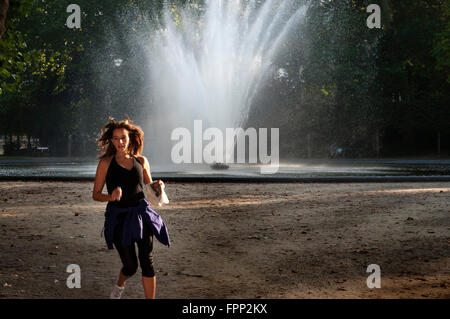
[92,117,170,299]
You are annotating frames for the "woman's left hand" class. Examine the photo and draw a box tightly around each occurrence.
[150,180,164,197]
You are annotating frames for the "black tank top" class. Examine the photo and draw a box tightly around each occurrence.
[105,155,146,208]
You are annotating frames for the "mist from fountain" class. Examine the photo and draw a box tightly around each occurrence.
[142,0,308,170]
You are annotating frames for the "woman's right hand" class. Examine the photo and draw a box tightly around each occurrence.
[111,187,122,201]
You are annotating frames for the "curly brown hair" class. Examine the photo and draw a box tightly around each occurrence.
[97,116,144,159]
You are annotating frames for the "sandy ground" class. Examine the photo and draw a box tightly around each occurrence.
[0,180,448,299]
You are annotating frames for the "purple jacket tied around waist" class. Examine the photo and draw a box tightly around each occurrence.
[104,199,170,249]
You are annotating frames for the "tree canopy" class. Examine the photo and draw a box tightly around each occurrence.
[0,0,449,158]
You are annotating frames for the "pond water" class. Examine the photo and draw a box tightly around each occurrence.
[0,158,449,179]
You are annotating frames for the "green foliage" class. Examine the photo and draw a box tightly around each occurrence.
[432,1,450,83]
[0,0,449,157]
[248,0,449,158]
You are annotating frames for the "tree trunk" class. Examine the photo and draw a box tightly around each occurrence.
[0,0,9,40]
[376,128,380,159]
[67,134,72,157]
[81,134,87,156]
[307,133,312,158]
[437,132,441,159]
[27,134,31,150]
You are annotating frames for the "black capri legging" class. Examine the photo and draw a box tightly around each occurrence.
[112,213,155,278]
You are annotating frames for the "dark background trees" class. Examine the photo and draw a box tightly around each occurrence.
[0,0,8,40]
[0,0,449,158]
[247,0,449,158]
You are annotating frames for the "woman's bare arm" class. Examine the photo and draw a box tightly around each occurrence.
[92,158,115,202]
[137,155,153,185]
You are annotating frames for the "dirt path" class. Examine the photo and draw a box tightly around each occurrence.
[0,181,448,298]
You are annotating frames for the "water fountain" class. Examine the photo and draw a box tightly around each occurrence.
[2,1,448,180]
[143,0,308,171]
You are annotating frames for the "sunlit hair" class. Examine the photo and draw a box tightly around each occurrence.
[97,116,144,159]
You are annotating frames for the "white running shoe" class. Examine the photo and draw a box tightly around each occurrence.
[110,284,125,299]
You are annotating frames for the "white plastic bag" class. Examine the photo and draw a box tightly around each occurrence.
[145,180,169,207]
